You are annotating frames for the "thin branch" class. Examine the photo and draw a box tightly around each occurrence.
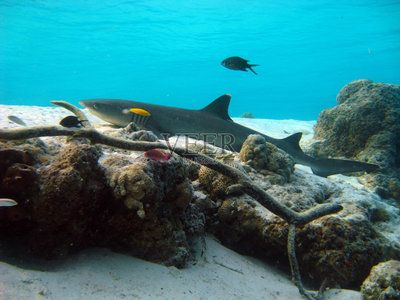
[288,224,318,300]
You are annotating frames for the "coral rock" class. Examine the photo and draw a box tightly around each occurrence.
[1,163,38,197]
[198,165,235,199]
[0,148,34,176]
[239,134,294,183]
[361,260,400,300]
[101,155,194,267]
[209,170,400,288]
[310,80,400,200]
[31,143,110,257]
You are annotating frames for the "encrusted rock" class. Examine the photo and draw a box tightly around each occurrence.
[0,148,35,176]
[239,134,295,183]
[198,165,235,199]
[361,260,400,300]
[127,130,159,142]
[310,80,400,200]
[118,123,159,142]
[209,169,400,288]
[100,154,194,267]
[31,143,110,257]
[1,163,38,197]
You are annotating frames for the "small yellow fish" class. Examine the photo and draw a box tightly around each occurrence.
[129,108,151,117]
[0,198,18,207]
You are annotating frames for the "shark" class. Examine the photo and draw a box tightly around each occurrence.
[80,94,379,177]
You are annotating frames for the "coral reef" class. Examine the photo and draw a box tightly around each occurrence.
[208,170,400,288]
[94,153,195,267]
[361,260,400,300]
[0,141,200,267]
[309,80,400,200]
[239,134,294,184]
[0,143,44,235]
[120,123,159,142]
[31,143,110,257]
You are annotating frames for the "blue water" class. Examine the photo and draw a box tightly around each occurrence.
[0,0,399,120]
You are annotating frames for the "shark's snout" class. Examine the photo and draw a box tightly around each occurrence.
[80,100,110,113]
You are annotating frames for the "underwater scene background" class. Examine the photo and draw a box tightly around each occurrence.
[2,2,400,300]
[1,0,399,119]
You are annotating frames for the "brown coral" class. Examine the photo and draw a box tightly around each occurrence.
[31,143,110,257]
[239,134,294,183]
[100,155,194,267]
[361,260,400,300]
[211,189,399,288]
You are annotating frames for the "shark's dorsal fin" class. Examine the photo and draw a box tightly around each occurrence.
[201,94,232,121]
[282,132,303,152]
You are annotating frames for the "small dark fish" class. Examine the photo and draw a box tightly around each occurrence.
[221,56,259,75]
[7,115,27,126]
[59,116,83,128]
[144,149,171,161]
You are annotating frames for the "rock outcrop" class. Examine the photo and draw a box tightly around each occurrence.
[204,167,400,288]
[0,140,201,268]
[361,260,400,300]
[100,154,195,267]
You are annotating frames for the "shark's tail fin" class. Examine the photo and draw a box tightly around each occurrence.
[280,132,380,177]
[311,158,380,177]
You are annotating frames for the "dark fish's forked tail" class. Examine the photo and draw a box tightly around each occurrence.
[248,64,258,75]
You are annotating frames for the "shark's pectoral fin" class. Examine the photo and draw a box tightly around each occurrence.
[201,95,233,121]
[311,158,380,177]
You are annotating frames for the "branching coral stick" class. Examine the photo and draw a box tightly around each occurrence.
[288,224,318,300]
[0,103,343,300]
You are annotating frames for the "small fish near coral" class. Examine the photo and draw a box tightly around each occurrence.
[144,149,171,161]
[0,198,18,207]
[7,115,27,126]
[59,116,84,128]
[221,56,259,75]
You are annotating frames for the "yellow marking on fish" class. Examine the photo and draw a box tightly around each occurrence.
[129,108,151,117]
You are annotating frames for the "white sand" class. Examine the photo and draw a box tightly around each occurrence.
[0,236,360,300]
[0,105,363,299]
